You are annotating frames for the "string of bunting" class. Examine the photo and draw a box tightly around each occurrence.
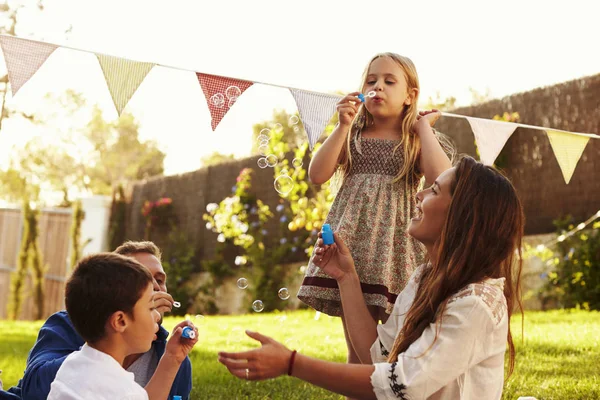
[534,210,600,251]
[0,34,598,184]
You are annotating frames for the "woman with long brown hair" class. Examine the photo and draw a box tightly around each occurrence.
[219,156,524,400]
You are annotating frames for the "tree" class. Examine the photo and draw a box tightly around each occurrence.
[200,152,237,167]
[2,91,166,205]
[422,91,457,111]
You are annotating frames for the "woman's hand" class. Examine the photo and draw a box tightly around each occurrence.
[218,331,293,381]
[312,232,357,282]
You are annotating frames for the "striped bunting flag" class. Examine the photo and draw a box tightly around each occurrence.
[96,54,155,115]
[0,36,58,96]
[289,89,341,149]
[196,73,254,131]
[465,116,518,166]
[546,130,590,184]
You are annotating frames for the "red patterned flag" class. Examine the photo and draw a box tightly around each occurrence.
[196,73,254,130]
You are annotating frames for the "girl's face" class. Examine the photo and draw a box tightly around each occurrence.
[363,56,417,119]
[408,167,455,247]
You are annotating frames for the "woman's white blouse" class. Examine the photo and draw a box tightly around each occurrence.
[369,266,508,400]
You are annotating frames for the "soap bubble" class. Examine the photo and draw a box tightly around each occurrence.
[237,278,248,289]
[225,86,241,99]
[257,157,268,168]
[273,123,283,131]
[173,301,181,308]
[289,115,299,125]
[252,300,264,312]
[279,168,289,176]
[257,133,269,142]
[292,158,303,168]
[194,314,204,323]
[274,174,294,196]
[228,96,238,108]
[210,93,225,107]
[260,128,272,137]
[258,144,269,156]
[278,288,290,300]
[266,154,278,167]
[366,90,377,98]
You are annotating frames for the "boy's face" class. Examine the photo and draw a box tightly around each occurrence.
[124,282,161,354]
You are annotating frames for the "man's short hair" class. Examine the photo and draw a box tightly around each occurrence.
[65,253,153,343]
[114,241,162,261]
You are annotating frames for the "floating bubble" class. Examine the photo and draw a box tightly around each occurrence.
[173,301,181,308]
[237,277,248,289]
[225,86,242,99]
[257,134,269,142]
[278,288,290,300]
[273,123,283,131]
[194,314,204,323]
[260,128,272,137]
[228,96,238,108]
[292,158,303,168]
[366,90,377,98]
[289,115,299,125]
[257,157,268,168]
[274,174,294,196]
[210,93,225,107]
[258,144,269,156]
[259,139,270,147]
[266,154,278,167]
[279,168,289,176]
[293,126,300,133]
[252,300,265,312]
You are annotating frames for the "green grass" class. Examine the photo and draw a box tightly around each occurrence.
[1,310,599,399]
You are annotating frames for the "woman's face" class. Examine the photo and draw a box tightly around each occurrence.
[408,167,455,247]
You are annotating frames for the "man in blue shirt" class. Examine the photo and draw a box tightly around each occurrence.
[1,241,193,400]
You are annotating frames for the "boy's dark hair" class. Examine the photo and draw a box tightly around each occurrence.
[114,240,162,261]
[65,253,153,343]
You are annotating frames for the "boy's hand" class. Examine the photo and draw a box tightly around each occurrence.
[165,320,198,364]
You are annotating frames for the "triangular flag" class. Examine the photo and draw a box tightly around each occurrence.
[196,73,254,130]
[0,36,58,96]
[290,89,341,149]
[465,117,518,166]
[546,130,590,184]
[96,54,155,115]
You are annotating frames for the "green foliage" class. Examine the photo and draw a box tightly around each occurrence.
[108,185,127,251]
[8,201,46,320]
[421,91,457,111]
[536,215,600,310]
[161,227,196,316]
[200,152,237,167]
[69,200,85,271]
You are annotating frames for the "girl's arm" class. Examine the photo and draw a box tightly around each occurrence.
[313,233,378,363]
[414,111,452,184]
[308,92,361,185]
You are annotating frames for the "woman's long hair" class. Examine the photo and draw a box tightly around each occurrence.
[387,156,524,377]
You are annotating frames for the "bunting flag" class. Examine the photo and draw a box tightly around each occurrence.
[196,73,254,130]
[96,55,155,115]
[290,89,341,149]
[0,36,58,96]
[465,117,519,165]
[546,130,590,184]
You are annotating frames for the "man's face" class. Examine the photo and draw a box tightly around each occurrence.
[130,252,170,325]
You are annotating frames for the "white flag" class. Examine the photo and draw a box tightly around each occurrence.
[290,89,341,149]
[0,36,58,96]
[465,116,518,166]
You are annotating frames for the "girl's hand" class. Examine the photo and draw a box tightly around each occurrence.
[165,320,199,364]
[416,109,442,127]
[218,330,292,381]
[336,92,362,128]
[312,232,356,281]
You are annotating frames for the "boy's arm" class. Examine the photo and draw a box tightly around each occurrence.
[169,357,192,400]
[20,312,85,400]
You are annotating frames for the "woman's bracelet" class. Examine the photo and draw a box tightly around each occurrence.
[287,350,298,376]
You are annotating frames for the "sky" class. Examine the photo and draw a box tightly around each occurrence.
[1,0,599,176]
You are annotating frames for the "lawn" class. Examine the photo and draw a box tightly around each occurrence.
[1,309,599,399]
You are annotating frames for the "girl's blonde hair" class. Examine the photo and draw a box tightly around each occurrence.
[336,52,422,188]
